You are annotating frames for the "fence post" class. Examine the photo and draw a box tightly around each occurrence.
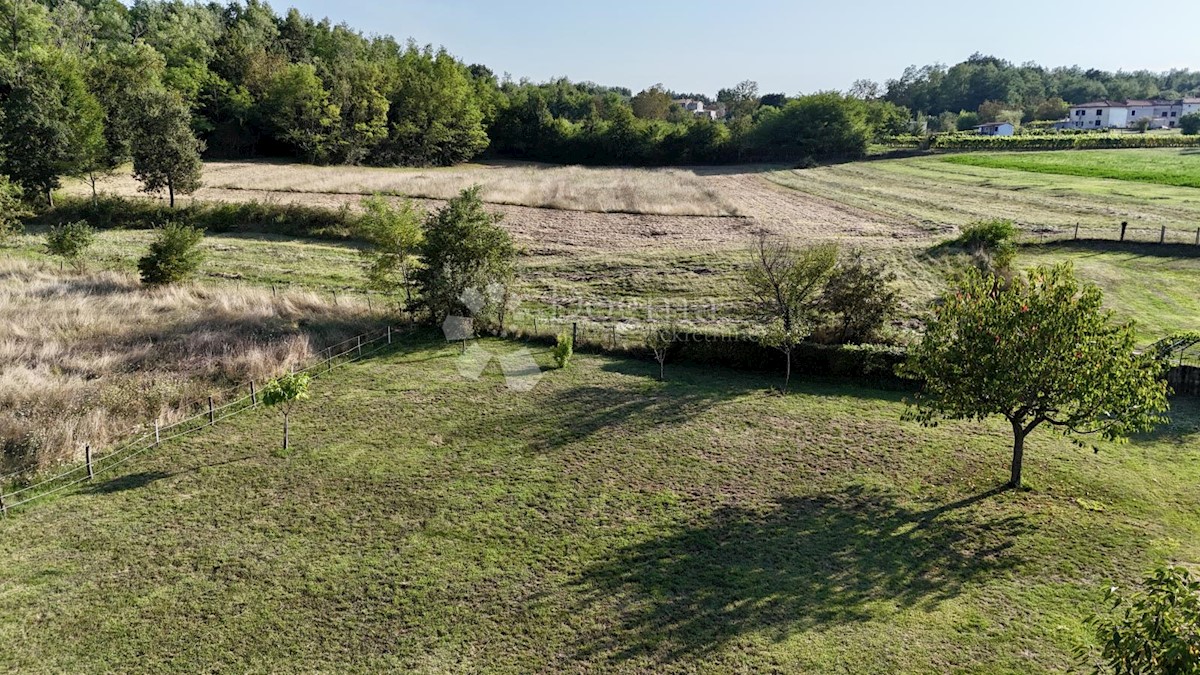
[1160,225,1166,244]
[357,335,362,358]
[327,348,332,372]
[208,396,215,426]
[1120,222,1127,242]
[155,419,160,445]
[1074,223,1079,240]
[250,381,256,405]
[387,325,392,345]
[0,490,5,517]
[85,444,94,481]
[1195,228,1199,246]
[572,322,578,347]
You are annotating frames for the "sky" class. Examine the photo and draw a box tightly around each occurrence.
[282,0,1200,96]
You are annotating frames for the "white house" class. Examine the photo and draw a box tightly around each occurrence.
[975,122,1015,136]
[1068,98,1198,129]
[673,99,721,121]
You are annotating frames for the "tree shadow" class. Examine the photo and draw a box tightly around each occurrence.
[84,471,172,494]
[1020,239,1200,259]
[568,485,1028,666]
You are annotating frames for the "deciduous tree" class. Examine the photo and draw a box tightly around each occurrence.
[131,87,204,207]
[357,194,424,309]
[745,233,838,392]
[902,264,1169,489]
[262,372,310,451]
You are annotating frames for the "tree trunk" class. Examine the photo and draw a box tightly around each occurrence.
[658,358,665,381]
[46,188,53,208]
[283,412,290,450]
[1009,421,1025,489]
[168,180,175,209]
[783,349,792,394]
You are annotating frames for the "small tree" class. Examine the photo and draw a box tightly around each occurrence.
[552,331,573,369]
[416,186,516,325]
[1078,566,1200,674]
[1133,117,1153,133]
[357,195,425,310]
[261,372,310,451]
[138,223,205,285]
[45,221,96,271]
[0,176,31,244]
[646,325,674,381]
[744,233,838,392]
[818,250,899,344]
[1181,113,1200,136]
[131,88,204,208]
[902,264,1169,489]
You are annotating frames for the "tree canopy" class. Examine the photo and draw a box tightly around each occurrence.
[902,264,1170,488]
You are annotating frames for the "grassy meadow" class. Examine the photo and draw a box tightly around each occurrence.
[943,148,1200,188]
[767,149,1200,242]
[1,336,1198,672]
[0,259,376,473]
[78,160,743,217]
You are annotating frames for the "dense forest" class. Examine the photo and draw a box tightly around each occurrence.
[1,0,1198,207]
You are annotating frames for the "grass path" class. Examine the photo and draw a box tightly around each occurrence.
[1,337,1198,672]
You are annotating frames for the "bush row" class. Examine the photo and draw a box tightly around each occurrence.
[36,196,360,240]
[931,134,1200,151]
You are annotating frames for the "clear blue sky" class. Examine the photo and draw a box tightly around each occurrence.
[284,0,1200,96]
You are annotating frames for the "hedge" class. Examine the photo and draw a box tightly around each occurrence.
[36,196,359,240]
[931,134,1200,151]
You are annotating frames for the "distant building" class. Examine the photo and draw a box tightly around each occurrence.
[975,122,1015,136]
[673,99,721,121]
[1068,98,1200,129]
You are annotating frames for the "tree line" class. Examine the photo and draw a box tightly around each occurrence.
[3,0,1199,206]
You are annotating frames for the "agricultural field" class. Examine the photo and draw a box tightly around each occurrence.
[2,337,1198,672]
[943,148,1200,188]
[767,149,1200,242]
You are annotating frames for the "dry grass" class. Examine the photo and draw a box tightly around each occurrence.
[73,161,743,217]
[0,260,375,474]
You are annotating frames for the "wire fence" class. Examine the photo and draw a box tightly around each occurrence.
[1019,222,1200,247]
[0,324,404,516]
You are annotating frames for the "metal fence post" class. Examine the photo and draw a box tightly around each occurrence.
[85,444,94,481]
[155,419,160,444]
[357,335,362,358]
[387,325,392,345]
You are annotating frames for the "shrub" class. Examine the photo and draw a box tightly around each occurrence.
[955,219,1018,274]
[552,332,573,369]
[45,221,96,270]
[818,250,899,344]
[1182,112,1200,136]
[137,223,205,285]
[1078,565,1200,674]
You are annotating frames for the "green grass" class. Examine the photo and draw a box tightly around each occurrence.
[943,148,1200,189]
[1,335,1198,672]
[767,153,1200,240]
[9,222,1200,344]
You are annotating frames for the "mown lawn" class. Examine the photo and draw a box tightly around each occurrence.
[2,336,1198,673]
[942,148,1200,189]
